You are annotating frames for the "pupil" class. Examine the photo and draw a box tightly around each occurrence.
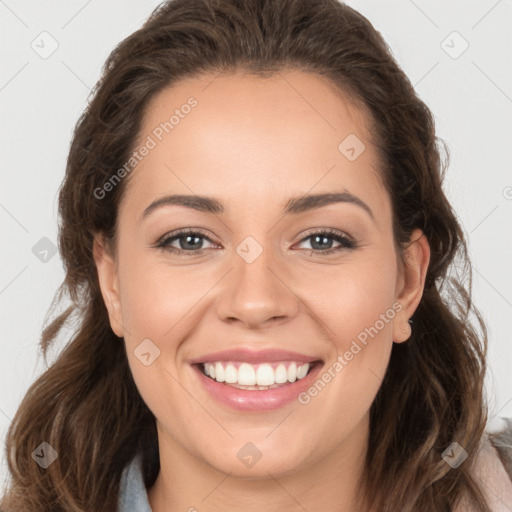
[312,235,332,250]
[182,235,202,250]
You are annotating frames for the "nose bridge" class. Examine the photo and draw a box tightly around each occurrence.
[216,233,299,327]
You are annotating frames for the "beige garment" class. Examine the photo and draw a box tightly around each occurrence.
[456,418,512,511]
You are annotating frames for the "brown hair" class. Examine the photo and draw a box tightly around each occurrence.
[1,0,493,510]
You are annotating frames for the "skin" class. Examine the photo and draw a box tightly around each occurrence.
[93,69,430,512]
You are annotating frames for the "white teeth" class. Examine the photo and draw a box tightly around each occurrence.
[256,364,274,386]
[202,361,311,387]
[287,362,297,382]
[225,364,237,384]
[238,363,256,385]
[215,362,224,382]
[297,363,308,379]
[274,364,288,383]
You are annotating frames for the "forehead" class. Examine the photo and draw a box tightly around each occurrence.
[120,69,389,222]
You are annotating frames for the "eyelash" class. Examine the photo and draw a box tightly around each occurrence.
[154,228,356,256]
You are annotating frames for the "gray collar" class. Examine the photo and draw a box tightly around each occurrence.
[118,452,153,512]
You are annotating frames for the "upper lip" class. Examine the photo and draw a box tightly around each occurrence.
[189,348,322,365]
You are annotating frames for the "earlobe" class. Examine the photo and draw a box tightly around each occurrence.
[393,228,430,343]
[92,235,124,338]
[393,318,412,344]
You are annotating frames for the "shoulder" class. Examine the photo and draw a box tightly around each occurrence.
[118,452,153,512]
[466,417,512,511]
[489,417,512,479]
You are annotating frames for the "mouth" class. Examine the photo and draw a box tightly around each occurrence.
[197,360,321,390]
[189,350,324,411]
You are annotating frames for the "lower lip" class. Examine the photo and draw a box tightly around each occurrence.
[192,362,323,411]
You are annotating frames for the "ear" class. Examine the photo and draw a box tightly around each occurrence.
[393,228,430,343]
[92,234,124,338]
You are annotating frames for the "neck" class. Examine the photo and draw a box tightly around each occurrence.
[147,414,371,512]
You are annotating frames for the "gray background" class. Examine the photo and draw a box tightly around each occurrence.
[1,0,511,489]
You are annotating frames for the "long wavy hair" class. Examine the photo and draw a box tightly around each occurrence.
[1,0,494,510]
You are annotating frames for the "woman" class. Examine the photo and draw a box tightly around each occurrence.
[2,0,511,510]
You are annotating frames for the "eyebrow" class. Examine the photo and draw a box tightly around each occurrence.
[139,191,374,223]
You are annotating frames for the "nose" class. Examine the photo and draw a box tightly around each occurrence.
[215,243,299,330]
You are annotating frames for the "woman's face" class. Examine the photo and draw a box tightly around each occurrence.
[94,70,429,478]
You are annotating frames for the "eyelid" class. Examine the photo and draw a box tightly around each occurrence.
[293,227,356,252]
[297,226,354,243]
[154,227,215,245]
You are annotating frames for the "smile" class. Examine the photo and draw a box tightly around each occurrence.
[201,361,312,389]
[190,348,324,411]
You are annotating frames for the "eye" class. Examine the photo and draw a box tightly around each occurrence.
[154,229,217,255]
[154,227,356,256]
[295,229,356,254]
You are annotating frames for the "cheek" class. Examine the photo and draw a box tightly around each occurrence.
[116,251,210,433]
[307,251,398,351]
[295,251,398,424]
[117,248,212,341]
